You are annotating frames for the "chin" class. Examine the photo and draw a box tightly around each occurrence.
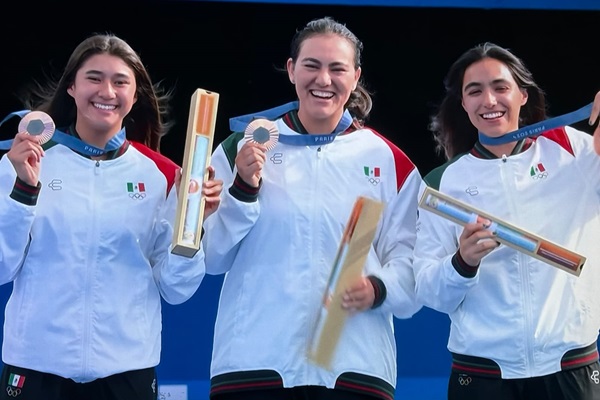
[477,122,509,136]
[486,132,507,138]
[306,107,332,120]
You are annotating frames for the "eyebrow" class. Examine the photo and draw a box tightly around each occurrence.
[463,78,510,91]
[300,57,349,68]
[84,69,132,79]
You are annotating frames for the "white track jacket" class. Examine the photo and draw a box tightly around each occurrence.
[413,126,600,379]
[0,141,205,383]
[203,117,422,393]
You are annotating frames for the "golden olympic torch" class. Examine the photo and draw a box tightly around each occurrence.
[419,186,585,276]
[171,89,219,257]
[308,196,384,369]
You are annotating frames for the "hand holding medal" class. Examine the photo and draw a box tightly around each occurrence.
[244,118,279,151]
[5,111,54,186]
[18,111,55,144]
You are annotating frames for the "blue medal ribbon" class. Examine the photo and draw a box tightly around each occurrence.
[478,103,593,145]
[229,101,354,146]
[0,110,126,156]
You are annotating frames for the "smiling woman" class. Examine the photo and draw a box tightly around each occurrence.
[286,26,363,134]
[66,53,139,153]
[460,57,529,158]
[413,42,600,400]
[0,33,223,400]
[202,16,423,400]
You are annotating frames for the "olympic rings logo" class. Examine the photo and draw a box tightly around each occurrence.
[6,387,21,397]
[367,177,380,186]
[129,193,147,200]
[458,374,472,386]
[531,172,548,180]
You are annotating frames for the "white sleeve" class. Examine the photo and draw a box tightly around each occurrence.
[412,181,478,314]
[0,155,35,285]
[369,168,423,319]
[202,138,260,275]
[151,185,206,305]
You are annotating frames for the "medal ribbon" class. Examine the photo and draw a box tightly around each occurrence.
[0,110,126,156]
[229,101,353,146]
[478,103,593,145]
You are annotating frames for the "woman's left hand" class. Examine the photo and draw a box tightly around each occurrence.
[202,165,223,220]
[342,277,375,314]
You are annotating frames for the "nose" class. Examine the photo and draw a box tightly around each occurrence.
[482,89,497,108]
[315,69,331,87]
[98,80,116,99]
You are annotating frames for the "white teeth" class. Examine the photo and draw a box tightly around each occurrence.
[482,112,503,119]
[311,90,334,99]
[94,103,117,110]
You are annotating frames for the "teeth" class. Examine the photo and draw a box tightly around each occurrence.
[311,90,334,99]
[482,112,503,119]
[94,103,116,110]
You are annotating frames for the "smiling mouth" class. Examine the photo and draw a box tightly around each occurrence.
[481,111,505,119]
[93,102,117,111]
[310,90,334,99]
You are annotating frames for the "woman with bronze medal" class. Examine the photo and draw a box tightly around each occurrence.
[0,33,222,400]
[202,17,423,400]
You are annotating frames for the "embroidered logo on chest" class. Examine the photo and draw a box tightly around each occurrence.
[127,182,147,199]
[364,166,380,186]
[269,152,283,165]
[530,162,548,180]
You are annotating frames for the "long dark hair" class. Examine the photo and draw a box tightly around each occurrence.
[430,42,546,159]
[21,33,171,151]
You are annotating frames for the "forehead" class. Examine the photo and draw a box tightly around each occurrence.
[78,53,135,77]
[297,34,355,63]
[463,58,515,86]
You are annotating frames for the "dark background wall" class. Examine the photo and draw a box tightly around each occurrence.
[1,0,599,384]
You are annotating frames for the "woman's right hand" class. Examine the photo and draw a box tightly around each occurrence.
[7,132,44,186]
[235,141,267,188]
[458,221,499,267]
